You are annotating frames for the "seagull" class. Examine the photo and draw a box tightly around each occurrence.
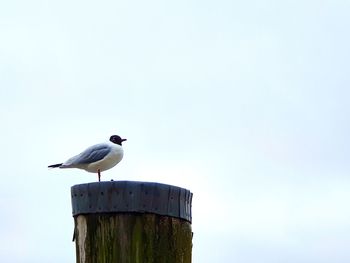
[48,135,127,182]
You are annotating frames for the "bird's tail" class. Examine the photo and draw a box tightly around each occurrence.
[48,163,63,168]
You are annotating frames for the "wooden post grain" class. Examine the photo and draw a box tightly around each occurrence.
[71,181,193,263]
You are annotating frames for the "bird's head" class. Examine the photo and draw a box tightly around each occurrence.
[110,135,127,146]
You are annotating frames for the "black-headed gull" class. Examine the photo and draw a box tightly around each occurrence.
[48,135,127,181]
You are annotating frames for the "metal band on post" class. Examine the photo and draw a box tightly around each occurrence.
[71,181,192,222]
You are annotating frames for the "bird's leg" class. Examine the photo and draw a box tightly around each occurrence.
[98,169,101,182]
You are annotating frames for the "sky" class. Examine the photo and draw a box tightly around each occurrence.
[1,0,350,262]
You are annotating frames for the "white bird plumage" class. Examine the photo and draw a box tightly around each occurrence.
[48,135,127,181]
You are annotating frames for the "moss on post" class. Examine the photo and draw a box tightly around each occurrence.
[74,213,192,263]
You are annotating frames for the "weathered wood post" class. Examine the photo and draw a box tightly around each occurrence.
[71,181,193,263]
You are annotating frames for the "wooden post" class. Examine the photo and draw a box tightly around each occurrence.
[71,181,193,263]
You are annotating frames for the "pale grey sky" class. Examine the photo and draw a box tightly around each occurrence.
[1,0,350,262]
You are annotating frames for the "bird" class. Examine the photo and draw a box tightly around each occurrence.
[48,135,127,182]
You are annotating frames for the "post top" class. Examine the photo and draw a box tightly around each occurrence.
[71,181,193,223]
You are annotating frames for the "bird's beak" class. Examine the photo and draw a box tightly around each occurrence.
[122,138,127,142]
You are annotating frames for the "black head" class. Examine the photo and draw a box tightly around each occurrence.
[110,135,127,146]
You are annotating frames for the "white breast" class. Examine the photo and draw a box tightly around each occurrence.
[84,144,124,173]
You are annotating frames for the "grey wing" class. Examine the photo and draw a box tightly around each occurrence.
[65,144,111,166]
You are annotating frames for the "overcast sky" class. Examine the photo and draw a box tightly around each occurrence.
[1,0,350,262]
